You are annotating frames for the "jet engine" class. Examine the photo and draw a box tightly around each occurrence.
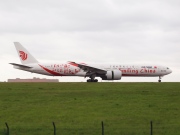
[101,70,122,80]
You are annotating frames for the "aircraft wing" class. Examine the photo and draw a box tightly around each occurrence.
[9,63,32,68]
[68,61,106,74]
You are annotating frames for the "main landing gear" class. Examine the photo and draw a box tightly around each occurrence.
[87,79,98,82]
[158,76,162,82]
[87,74,98,82]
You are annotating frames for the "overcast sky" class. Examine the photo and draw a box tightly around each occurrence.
[0,0,179,82]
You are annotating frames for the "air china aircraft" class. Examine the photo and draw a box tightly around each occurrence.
[10,42,172,82]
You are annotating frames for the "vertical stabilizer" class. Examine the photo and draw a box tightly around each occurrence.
[14,42,38,64]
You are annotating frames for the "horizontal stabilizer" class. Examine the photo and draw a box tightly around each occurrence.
[9,63,32,68]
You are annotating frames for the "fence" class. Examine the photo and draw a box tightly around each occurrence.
[2,121,158,135]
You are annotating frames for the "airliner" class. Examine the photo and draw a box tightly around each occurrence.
[10,42,172,82]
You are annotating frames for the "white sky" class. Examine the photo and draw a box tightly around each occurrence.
[0,0,179,82]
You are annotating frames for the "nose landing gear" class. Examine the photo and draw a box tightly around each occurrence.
[158,76,162,82]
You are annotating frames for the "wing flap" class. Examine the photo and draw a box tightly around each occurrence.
[68,61,106,74]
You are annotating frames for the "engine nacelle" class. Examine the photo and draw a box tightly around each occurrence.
[101,70,122,80]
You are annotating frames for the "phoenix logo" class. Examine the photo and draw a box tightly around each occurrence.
[19,51,28,61]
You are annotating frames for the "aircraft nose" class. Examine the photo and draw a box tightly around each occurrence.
[169,69,172,74]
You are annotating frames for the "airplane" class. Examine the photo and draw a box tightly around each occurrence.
[10,42,172,82]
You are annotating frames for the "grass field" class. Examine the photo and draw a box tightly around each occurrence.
[0,82,180,135]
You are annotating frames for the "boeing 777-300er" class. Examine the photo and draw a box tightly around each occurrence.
[10,42,172,82]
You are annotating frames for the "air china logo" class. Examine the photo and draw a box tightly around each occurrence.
[19,51,28,61]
